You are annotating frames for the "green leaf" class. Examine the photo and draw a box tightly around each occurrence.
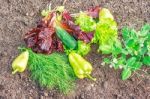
[92,8,119,54]
[56,6,64,12]
[121,68,132,80]
[113,56,126,69]
[99,44,113,54]
[122,27,129,40]
[113,64,120,69]
[75,12,96,32]
[140,46,147,55]
[41,4,51,17]
[147,42,150,55]
[103,58,111,64]
[121,49,128,55]
[99,8,114,20]
[131,62,142,71]
[94,19,118,54]
[122,27,137,41]
[41,9,51,17]
[126,39,140,53]
[112,40,122,56]
[77,41,91,56]
[140,24,150,36]
[117,56,126,65]
[130,30,138,40]
[133,44,140,51]
[126,39,136,48]
[126,57,136,67]
[143,56,150,66]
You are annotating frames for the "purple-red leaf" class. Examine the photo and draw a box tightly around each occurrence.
[87,6,101,18]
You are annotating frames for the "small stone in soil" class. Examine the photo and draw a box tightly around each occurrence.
[3,52,7,56]
[0,85,5,91]
[30,12,35,16]
[0,96,5,99]
[26,13,29,16]
[44,92,48,97]
[40,95,44,99]
[78,93,85,99]
[29,96,33,99]
[103,81,109,89]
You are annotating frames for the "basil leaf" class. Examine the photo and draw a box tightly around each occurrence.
[126,57,136,67]
[143,56,150,66]
[126,39,135,48]
[121,68,132,80]
[112,41,122,56]
[103,58,111,64]
[117,56,126,65]
[140,24,150,36]
[140,46,147,55]
[131,62,142,71]
[122,27,130,40]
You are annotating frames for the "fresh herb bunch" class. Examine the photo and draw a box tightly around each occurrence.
[103,24,150,80]
[27,49,76,93]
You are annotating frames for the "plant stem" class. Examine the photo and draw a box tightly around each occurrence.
[12,69,18,74]
[86,74,96,81]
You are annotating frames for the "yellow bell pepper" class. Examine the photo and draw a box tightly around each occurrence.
[12,50,29,74]
[69,52,96,81]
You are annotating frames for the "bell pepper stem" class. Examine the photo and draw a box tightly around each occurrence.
[12,69,18,74]
[86,74,96,81]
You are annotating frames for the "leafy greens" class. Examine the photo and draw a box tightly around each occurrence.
[102,24,150,80]
[93,8,118,54]
[75,12,96,32]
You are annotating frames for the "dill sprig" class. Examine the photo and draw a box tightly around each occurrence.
[27,49,76,94]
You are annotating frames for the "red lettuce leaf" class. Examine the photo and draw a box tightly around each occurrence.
[60,11,94,43]
[87,6,101,18]
[24,18,64,54]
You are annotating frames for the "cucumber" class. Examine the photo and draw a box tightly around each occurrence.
[55,26,77,50]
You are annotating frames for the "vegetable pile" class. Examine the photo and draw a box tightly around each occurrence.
[11,5,150,94]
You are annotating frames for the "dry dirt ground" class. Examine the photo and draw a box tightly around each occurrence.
[0,0,150,99]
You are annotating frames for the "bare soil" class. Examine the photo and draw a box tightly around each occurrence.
[0,0,150,99]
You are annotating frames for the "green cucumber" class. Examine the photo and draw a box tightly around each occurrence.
[55,26,77,50]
